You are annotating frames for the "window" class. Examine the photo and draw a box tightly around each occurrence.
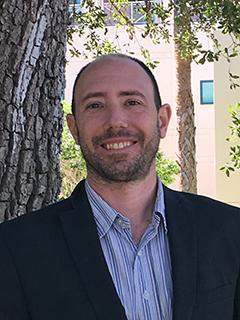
[102,0,150,26]
[69,0,159,25]
[69,0,82,14]
[200,80,214,104]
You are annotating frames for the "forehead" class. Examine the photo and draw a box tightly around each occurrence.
[74,57,154,99]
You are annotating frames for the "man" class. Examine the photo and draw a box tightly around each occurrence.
[0,54,239,320]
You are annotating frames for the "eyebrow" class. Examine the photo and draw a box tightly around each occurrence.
[80,90,146,103]
[119,90,146,99]
[80,92,105,103]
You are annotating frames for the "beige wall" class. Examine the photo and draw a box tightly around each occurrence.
[214,32,240,207]
[191,54,216,198]
[65,28,218,199]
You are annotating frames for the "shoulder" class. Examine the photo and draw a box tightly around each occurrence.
[163,186,240,231]
[164,186,240,245]
[164,185,239,214]
[0,197,72,241]
[0,180,88,233]
[0,180,88,243]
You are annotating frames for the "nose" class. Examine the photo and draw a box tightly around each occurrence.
[103,104,128,130]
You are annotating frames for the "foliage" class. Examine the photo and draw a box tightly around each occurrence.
[60,101,179,198]
[60,101,86,198]
[67,0,240,192]
[220,102,240,177]
[68,0,240,85]
[155,151,180,186]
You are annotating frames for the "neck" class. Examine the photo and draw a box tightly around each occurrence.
[87,168,158,243]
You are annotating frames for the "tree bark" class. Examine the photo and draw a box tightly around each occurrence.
[0,0,68,222]
[174,2,197,194]
[175,53,197,193]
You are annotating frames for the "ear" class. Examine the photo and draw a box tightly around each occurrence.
[158,103,171,138]
[66,114,79,144]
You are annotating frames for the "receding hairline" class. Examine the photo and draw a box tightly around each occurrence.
[71,53,162,115]
[75,54,150,85]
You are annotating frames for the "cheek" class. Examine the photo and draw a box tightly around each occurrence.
[136,115,157,131]
[77,123,98,145]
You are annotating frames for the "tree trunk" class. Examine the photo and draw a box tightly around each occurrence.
[0,0,68,222]
[175,53,197,193]
[174,2,197,194]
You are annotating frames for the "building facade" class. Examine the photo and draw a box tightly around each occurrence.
[65,2,240,206]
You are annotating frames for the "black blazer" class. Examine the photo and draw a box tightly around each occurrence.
[0,180,239,320]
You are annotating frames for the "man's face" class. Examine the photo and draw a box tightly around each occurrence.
[67,57,171,183]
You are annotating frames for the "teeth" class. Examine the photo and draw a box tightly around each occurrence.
[105,141,131,150]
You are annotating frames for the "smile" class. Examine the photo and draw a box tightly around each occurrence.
[102,141,135,150]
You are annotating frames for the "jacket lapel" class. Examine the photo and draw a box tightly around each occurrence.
[164,187,197,320]
[59,180,127,320]
[59,180,197,319]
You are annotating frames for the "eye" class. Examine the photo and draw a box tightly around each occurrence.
[85,102,103,110]
[126,99,142,106]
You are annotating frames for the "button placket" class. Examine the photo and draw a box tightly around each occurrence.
[133,251,144,319]
[137,250,142,257]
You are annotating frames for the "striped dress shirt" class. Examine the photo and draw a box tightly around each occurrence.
[85,178,172,320]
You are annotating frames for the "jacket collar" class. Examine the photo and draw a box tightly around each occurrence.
[163,186,197,320]
[59,180,197,320]
[59,180,127,320]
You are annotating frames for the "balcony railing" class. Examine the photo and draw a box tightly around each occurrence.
[103,1,146,26]
[68,0,149,26]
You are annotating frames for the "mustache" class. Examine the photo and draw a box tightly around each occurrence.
[92,129,142,145]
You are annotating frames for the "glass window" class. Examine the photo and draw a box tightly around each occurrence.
[69,0,81,3]
[103,0,149,26]
[200,80,214,104]
[69,0,82,14]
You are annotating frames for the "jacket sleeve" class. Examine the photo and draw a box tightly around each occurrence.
[233,268,240,320]
[0,233,30,320]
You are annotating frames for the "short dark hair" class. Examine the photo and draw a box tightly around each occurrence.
[71,54,162,115]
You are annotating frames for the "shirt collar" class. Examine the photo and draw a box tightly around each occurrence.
[85,180,118,238]
[85,177,168,238]
[154,178,168,233]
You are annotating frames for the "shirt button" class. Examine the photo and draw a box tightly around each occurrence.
[137,250,142,256]
[143,290,149,300]
[116,218,123,226]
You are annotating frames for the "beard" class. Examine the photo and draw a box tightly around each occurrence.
[77,122,160,183]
